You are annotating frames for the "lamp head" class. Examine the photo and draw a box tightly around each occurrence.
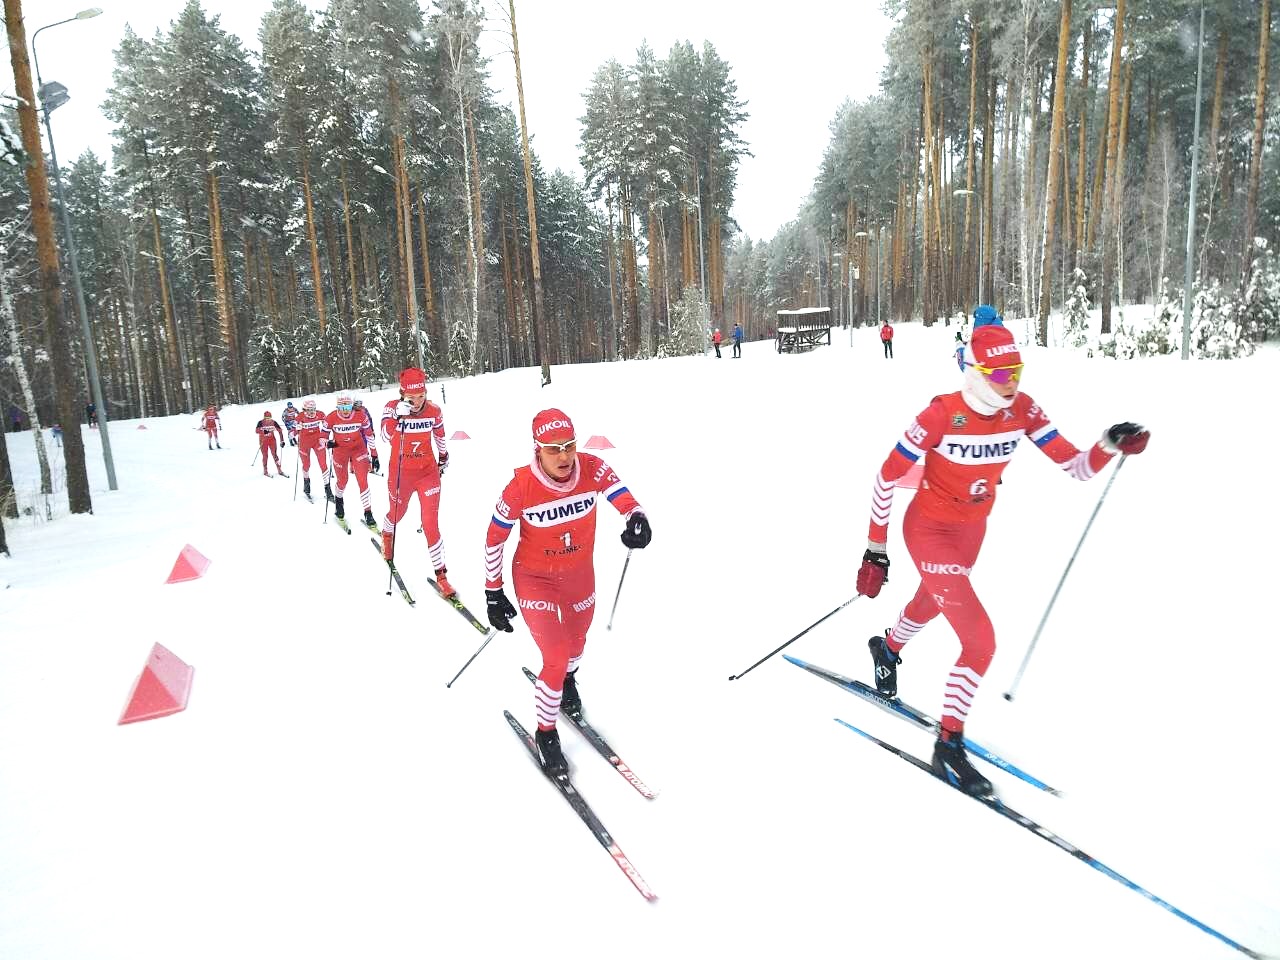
[76,7,104,18]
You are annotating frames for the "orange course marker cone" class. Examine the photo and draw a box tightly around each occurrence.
[165,545,211,584]
[119,643,194,724]
[450,430,471,440]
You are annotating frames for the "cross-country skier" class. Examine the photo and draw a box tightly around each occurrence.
[380,368,452,594]
[325,392,377,529]
[482,408,652,778]
[295,398,332,503]
[282,401,299,446]
[255,411,286,476]
[353,399,379,473]
[855,321,1149,796]
[201,404,222,449]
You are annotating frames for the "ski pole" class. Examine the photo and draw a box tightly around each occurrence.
[249,448,259,468]
[728,594,860,681]
[445,628,498,688]
[387,416,407,595]
[1004,454,1128,702]
[605,549,633,631]
[323,452,334,524]
[292,444,300,501]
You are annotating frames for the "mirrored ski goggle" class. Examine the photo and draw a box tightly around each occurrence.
[337,400,354,411]
[970,361,1024,385]
[535,438,577,455]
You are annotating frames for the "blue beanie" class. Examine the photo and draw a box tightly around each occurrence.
[973,304,1002,327]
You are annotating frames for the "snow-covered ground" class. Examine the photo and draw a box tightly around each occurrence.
[2,323,1277,960]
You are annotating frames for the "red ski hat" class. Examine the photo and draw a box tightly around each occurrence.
[532,408,575,445]
[263,410,272,418]
[399,367,427,393]
[966,323,1022,369]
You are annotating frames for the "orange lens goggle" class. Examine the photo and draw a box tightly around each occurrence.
[971,362,1024,384]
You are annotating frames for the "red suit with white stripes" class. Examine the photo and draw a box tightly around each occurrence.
[485,453,641,731]
[295,408,329,477]
[867,389,1116,733]
[381,398,448,568]
[202,408,221,441]
[325,409,374,512]
[255,417,285,474]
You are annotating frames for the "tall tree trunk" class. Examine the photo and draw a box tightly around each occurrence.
[3,3,92,513]
[1099,0,1126,334]
[1074,13,1092,267]
[1207,27,1229,170]
[509,0,551,384]
[984,71,995,305]
[1241,0,1272,286]
[605,184,621,360]
[1037,0,1074,345]
[416,189,438,354]
[962,15,979,310]
[465,104,486,371]
[301,155,327,336]
[340,162,361,332]
[394,132,422,370]
[920,56,936,325]
[207,170,242,400]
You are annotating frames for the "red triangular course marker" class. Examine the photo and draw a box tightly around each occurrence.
[119,643,194,724]
[137,423,148,430]
[165,545,211,584]
[450,430,471,440]
[583,435,614,450]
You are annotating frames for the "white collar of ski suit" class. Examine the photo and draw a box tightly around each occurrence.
[530,452,581,492]
[961,364,1015,415]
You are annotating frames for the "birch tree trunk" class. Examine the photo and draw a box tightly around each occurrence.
[0,241,53,498]
[1099,0,1126,334]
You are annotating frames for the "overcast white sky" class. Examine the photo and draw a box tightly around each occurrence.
[8,0,892,242]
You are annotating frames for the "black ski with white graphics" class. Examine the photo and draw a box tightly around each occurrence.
[504,710,657,901]
[785,654,1060,796]
[368,537,415,606]
[833,717,1269,959]
[333,516,352,535]
[521,666,656,798]
[426,578,491,636]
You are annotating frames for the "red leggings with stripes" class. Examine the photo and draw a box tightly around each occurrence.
[514,564,596,730]
[890,498,995,733]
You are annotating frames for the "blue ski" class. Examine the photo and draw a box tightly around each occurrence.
[835,717,1269,960]
[785,654,1060,796]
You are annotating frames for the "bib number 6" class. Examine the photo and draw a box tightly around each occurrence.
[969,477,989,499]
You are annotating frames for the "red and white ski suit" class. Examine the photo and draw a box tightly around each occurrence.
[485,453,641,730]
[868,390,1117,732]
[295,408,329,477]
[256,418,284,473]
[381,398,448,570]
[325,409,375,512]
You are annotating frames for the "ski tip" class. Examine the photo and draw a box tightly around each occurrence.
[782,654,808,668]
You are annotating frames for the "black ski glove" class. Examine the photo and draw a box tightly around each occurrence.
[487,588,517,632]
[326,439,337,449]
[371,453,380,472]
[621,512,652,549]
[1102,422,1150,456]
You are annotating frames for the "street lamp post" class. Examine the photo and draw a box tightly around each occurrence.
[954,187,982,306]
[32,8,116,491]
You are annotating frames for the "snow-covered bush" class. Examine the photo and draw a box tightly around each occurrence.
[1062,268,1091,349]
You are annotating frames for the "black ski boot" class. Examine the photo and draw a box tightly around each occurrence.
[324,482,334,502]
[363,509,377,530]
[561,671,583,719]
[932,729,993,796]
[535,727,568,777]
[868,632,902,698]
[334,496,345,519]
[216,442,221,449]
[303,478,312,500]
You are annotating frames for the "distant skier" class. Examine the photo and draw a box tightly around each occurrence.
[954,330,967,372]
[380,368,452,596]
[201,404,222,449]
[482,407,652,778]
[282,401,299,446]
[255,411,286,476]
[325,392,377,529]
[295,398,332,503]
[856,321,1149,796]
[880,321,894,359]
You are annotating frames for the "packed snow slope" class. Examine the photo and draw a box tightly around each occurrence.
[2,322,1277,960]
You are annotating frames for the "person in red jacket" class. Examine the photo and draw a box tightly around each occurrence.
[711,327,723,358]
[201,405,222,450]
[255,411,286,476]
[880,321,894,359]
[295,399,333,503]
[855,322,1149,796]
[324,392,377,529]
[483,408,652,778]
[380,368,453,595]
